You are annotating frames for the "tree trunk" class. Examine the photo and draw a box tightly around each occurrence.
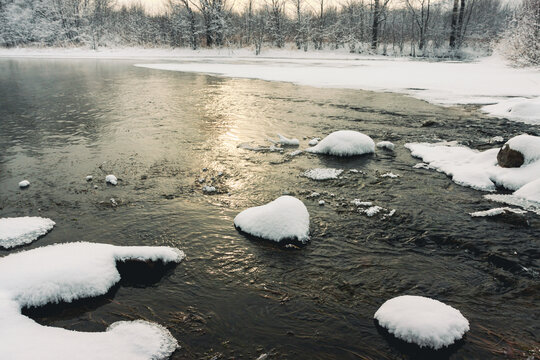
[456,0,465,47]
[371,0,380,50]
[449,0,459,48]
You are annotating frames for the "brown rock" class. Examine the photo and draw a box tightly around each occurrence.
[497,144,524,168]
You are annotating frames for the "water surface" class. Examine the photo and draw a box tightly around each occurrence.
[0,58,538,359]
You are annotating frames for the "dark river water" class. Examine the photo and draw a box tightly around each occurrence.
[0,58,538,360]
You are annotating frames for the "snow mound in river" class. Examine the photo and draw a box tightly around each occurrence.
[374,295,469,350]
[307,130,375,157]
[234,196,310,243]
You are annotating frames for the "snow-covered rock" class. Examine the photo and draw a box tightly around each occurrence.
[0,217,55,249]
[234,196,310,243]
[202,185,216,193]
[86,176,93,181]
[303,168,343,180]
[306,130,375,157]
[318,200,325,206]
[277,134,299,146]
[364,206,383,217]
[499,134,540,167]
[377,141,395,151]
[0,242,184,360]
[374,295,469,350]
[106,175,118,185]
[18,180,30,188]
[308,138,320,146]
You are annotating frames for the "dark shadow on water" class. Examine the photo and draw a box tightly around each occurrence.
[22,259,178,326]
[374,319,466,360]
[234,225,308,249]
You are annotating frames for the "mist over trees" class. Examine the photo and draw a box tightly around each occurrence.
[0,0,538,64]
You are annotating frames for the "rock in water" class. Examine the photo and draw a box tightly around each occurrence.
[497,144,524,168]
[234,196,310,244]
[374,295,469,350]
[306,130,375,157]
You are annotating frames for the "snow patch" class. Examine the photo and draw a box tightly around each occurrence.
[303,168,343,180]
[308,138,320,146]
[307,130,375,157]
[351,199,373,207]
[0,242,184,359]
[106,175,118,185]
[234,196,310,243]
[0,217,55,249]
[377,141,395,151]
[406,138,540,193]
[277,134,299,146]
[374,295,469,350]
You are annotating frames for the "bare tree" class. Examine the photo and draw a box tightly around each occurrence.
[371,0,390,50]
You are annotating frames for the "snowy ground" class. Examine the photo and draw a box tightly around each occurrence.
[1,47,539,124]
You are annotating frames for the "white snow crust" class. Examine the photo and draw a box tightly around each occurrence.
[0,217,55,249]
[469,207,527,217]
[277,134,299,146]
[234,196,310,243]
[377,141,395,151]
[0,242,184,360]
[482,97,540,124]
[307,130,375,157]
[303,168,343,180]
[106,175,118,185]
[374,295,469,350]
[18,180,30,188]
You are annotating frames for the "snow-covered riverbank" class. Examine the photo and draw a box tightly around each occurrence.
[2,47,539,123]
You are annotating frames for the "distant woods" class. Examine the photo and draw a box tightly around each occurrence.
[0,0,538,64]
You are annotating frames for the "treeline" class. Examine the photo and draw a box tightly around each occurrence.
[0,0,538,63]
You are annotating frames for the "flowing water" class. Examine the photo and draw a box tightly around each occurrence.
[0,58,538,360]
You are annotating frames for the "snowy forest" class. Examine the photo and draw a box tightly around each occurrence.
[0,0,539,64]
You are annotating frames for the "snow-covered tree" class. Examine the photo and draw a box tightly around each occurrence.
[498,0,540,66]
